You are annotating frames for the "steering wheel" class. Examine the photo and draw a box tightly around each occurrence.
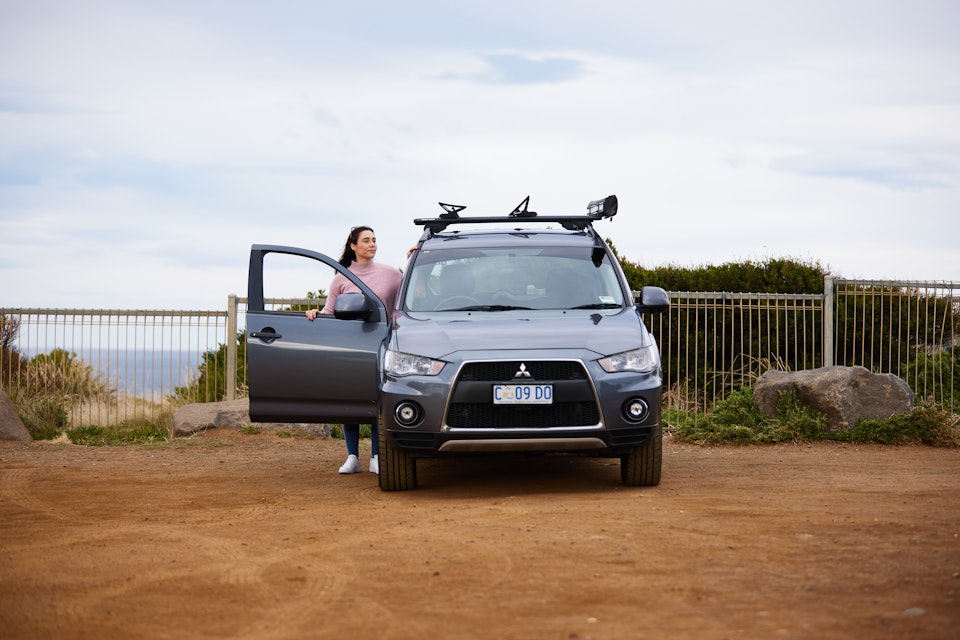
[436,295,482,310]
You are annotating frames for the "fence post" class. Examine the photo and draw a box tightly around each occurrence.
[823,275,834,367]
[226,294,238,401]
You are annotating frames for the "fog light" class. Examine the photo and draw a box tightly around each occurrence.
[623,398,649,423]
[394,401,423,427]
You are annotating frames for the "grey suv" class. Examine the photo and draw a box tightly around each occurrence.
[246,196,669,490]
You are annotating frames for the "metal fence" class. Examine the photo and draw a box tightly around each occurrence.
[826,278,958,410]
[0,307,232,426]
[2,278,957,428]
[648,291,826,413]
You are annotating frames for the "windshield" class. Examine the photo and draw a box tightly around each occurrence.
[402,245,627,312]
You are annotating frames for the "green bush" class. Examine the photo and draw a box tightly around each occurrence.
[173,332,247,403]
[16,392,70,440]
[1,315,25,388]
[673,387,957,446]
[612,249,827,294]
[672,389,824,445]
[66,422,169,446]
[764,391,828,442]
[6,349,115,439]
[904,349,959,412]
[711,387,765,430]
[834,402,959,446]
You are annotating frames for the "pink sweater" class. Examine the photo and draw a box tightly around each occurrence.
[321,260,403,318]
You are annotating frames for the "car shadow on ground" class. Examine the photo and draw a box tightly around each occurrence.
[410,452,632,497]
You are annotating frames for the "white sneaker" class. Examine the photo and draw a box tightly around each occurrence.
[369,455,379,474]
[338,454,360,474]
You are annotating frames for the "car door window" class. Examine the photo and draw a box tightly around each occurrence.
[261,251,336,311]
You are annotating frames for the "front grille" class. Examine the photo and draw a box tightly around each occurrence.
[447,402,600,428]
[458,361,587,381]
[448,359,599,429]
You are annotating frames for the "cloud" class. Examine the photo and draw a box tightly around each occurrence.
[449,53,587,85]
[1,0,959,310]
[72,156,204,193]
[773,154,957,191]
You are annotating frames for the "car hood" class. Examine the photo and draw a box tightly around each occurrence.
[392,310,650,360]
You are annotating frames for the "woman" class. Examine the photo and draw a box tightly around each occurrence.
[306,225,404,475]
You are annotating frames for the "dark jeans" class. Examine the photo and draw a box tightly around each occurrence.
[343,423,379,457]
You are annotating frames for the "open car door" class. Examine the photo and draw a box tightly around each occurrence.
[246,244,388,424]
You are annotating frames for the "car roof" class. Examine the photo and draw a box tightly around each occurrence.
[420,227,603,250]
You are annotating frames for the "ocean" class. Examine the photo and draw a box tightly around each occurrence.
[20,347,205,400]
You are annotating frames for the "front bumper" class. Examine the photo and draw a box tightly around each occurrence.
[379,351,662,456]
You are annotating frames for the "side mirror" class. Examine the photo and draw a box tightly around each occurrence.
[333,293,380,322]
[636,286,670,314]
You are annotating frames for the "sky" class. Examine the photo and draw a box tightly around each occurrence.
[2,0,958,310]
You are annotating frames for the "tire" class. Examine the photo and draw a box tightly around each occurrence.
[378,428,418,491]
[620,424,662,487]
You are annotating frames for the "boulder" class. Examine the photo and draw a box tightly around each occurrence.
[754,366,914,432]
[172,398,330,437]
[0,390,32,441]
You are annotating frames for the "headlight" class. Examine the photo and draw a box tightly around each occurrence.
[597,345,660,373]
[385,350,446,376]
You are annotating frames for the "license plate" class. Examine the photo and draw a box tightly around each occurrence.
[493,384,553,405]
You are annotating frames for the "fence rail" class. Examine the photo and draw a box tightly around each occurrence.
[1,307,230,426]
[649,291,826,413]
[2,277,957,429]
[827,277,958,410]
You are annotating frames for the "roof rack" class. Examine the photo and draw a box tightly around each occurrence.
[414,195,618,236]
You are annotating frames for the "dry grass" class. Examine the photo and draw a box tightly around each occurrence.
[70,395,175,431]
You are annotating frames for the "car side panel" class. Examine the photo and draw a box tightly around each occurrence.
[247,312,385,423]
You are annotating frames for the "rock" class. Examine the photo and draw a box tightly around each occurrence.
[754,366,914,433]
[172,398,331,438]
[172,399,249,436]
[0,390,31,441]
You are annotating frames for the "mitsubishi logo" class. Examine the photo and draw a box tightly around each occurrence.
[514,363,532,378]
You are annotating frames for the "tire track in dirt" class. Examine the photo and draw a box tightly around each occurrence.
[1,467,61,521]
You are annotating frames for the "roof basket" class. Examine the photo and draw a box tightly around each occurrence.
[414,195,618,235]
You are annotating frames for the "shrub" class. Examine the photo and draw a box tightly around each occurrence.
[6,349,114,439]
[67,422,169,446]
[173,332,246,403]
[673,386,957,446]
[612,250,827,294]
[904,348,960,412]
[13,391,70,440]
[20,349,113,398]
[764,391,828,442]
[711,387,765,430]
[834,401,959,446]
[1,315,25,388]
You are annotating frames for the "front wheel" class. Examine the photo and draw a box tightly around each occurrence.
[620,424,662,486]
[378,428,418,491]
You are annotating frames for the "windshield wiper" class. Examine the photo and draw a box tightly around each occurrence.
[445,304,533,312]
[570,303,622,310]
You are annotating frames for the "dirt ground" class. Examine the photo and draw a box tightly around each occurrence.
[1,429,958,640]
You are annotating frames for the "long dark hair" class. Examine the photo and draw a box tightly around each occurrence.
[338,225,374,267]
